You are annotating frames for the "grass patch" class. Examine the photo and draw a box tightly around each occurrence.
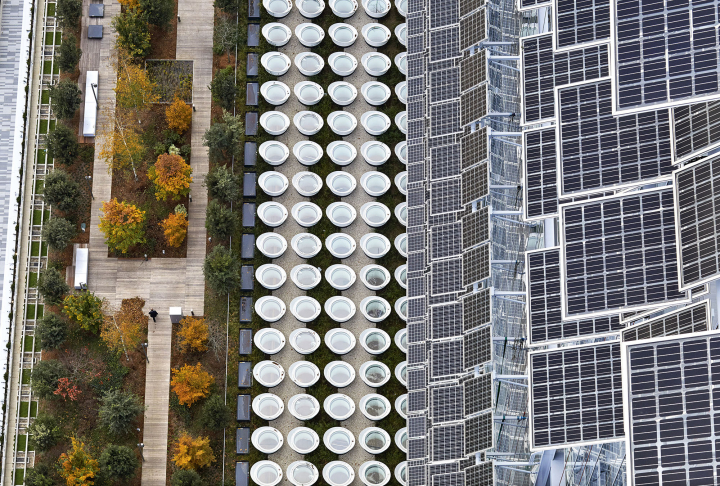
[44,32,54,45]
[39,119,48,134]
[19,402,29,417]
[35,179,44,194]
[25,304,35,319]
[24,337,34,353]
[13,469,23,485]
[30,242,48,257]
[47,2,55,16]
[28,272,38,288]
[36,149,47,164]
[30,401,38,417]
[21,370,31,385]
[55,32,62,45]
[16,434,26,451]
[41,90,49,105]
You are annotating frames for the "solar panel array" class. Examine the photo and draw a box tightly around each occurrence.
[622,301,709,342]
[672,100,720,163]
[624,331,720,485]
[530,342,624,449]
[554,0,610,50]
[463,326,491,369]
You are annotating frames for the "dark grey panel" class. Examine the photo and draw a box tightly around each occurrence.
[622,301,709,342]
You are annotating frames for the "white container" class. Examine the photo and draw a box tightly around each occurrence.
[256,264,287,290]
[255,296,287,322]
[293,111,324,136]
[295,22,325,46]
[325,233,356,258]
[323,296,357,323]
[394,297,407,321]
[395,141,408,164]
[360,202,391,228]
[395,81,408,104]
[259,141,290,166]
[394,233,407,257]
[363,0,390,17]
[395,394,408,419]
[289,329,321,355]
[327,141,358,165]
[297,0,325,17]
[395,171,408,194]
[359,361,391,387]
[255,328,286,354]
[295,52,325,76]
[394,23,407,45]
[395,0,407,15]
[253,393,285,420]
[323,461,356,486]
[361,52,392,76]
[395,111,407,133]
[327,111,357,136]
[289,296,322,322]
[328,52,359,76]
[361,81,391,105]
[394,51,407,74]
[395,462,408,486]
[254,361,285,387]
[294,81,325,105]
[262,24,292,47]
[359,462,391,486]
[329,0,358,17]
[323,427,355,454]
[328,81,358,106]
[287,461,320,486]
[257,201,288,227]
[395,428,408,453]
[395,361,407,386]
[252,461,284,486]
[292,233,322,259]
[292,201,323,227]
[328,23,358,46]
[324,361,356,387]
[327,202,357,228]
[361,142,391,168]
[325,264,356,290]
[287,427,320,454]
[261,81,291,105]
[260,111,290,135]
[290,265,322,290]
[324,328,357,355]
[261,51,292,74]
[252,427,284,454]
[263,0,292,16]
[360,111,391,135]
[360,171,391,196]
[327,171,357,196]
[292,171,323,196]
[359,296,391,323]
[359,394,391,420]
[258,171,289,196]
[289,361,321,387]
[288,393,321,420]
[359,427,391,454]
[361,23,391,47]
[257,232,288,258]
[394,202,408,226]
[359,264,391,290]
[394,329,408,353]
[394,264,407,287]
[293,140,324,165]
[359,328,391,354]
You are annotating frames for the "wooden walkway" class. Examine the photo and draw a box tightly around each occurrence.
[84,0,213,483]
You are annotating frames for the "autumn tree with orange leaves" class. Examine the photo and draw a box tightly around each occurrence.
[58,438,99,485]
[99,199,146,253]
[97,111,145,175]
[115,50,159,113]
[101,297,148,359]
[172,433,215,470]
[166,96,192,134]
[161,204,189,247]
[178,316,209,353]
[148,154,193,202]
[171,363,213,406]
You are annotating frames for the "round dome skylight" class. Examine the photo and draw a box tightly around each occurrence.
[289,329,321,355]
[324,328,356,355]
[289,361,321,388]
[324,394,356,420]
[252,427,284,454]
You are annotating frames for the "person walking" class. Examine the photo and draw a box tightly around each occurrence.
[149,309,158,322]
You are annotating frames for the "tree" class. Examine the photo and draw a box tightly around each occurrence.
[101,297,147,358]
[172,433,216,469]
[31,360,68,399]
[198,394,232,430]
[139,0,174,27]
[99,390,145,436]
[147,154,193,201]
[49,80,82,120]
[205,199,237,240]
[171,470,202,486]
[171,363,213,406]
[204,165,239,203]
[161,205,188,247]
[112,9,151,58]
[35,312,68,350]
[58,438,99,485]
[46,123,80,166]
[115,52,159,113]
[54,377,81,401]
[98,114,146,174]
[166,97,192,134]
[99,445,139,481]
[208,67,237,112]
[57,34,82,73]
[44,169,82,213]
[38,267,70,305]
[213,0,237,13]
[24,464,54,486]
[56,0,82,30]
[63,292,105,333]
[203,110,243,162]
[213,18,239,63]
[99,199,146,253]
[178,316,208,353]
[203,245,240,294]
[27,413,62,451]
[41,217,77,250]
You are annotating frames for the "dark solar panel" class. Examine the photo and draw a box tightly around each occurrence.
[462,288,491,331]
[460,83,487,126]
[429,0,459,28]
[431,222,462,259]
[465,462,493,486]
[430,26,461,61]
[672,100,720,163]
[465,411,493,453]
[462,243,490,287]
[459,7,486,51]
[460,50,487,93]
[463,374,492,416]
[461,127,489,170]
[524,127,558,219]
[430,178,463,214]
[432,424,464,461]
[431,258,463,295]
[462,207,489,249]
[430,143,461,180]
[622,301,709,342]
[555,0,610,49]
[430,68,460,103]
[461,161,488,205]
[463,325,491,369]
[431,339,464,378]
[431,385,464,424]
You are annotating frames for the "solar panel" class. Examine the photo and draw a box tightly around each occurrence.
[431,385,464,424]
[431,258,462,295]
[408,276,427,298]
[463,325,491,369]
[432,424,465,461]
[408,34,425,55]
[430,178,463,215]
[561,187,688,319]
[530,342,623,449]
[407,460,427,486]
[430,302,463,340]
[431,223,461,260]
[408,296,427,319]
[462,207,489,249]
[671,100,720,164]
[459,7,486,51]
[409,390,427,413]
[465,462,493,486]
[428,463,458,478]
[409,437,428,460]
[431,68,460,104]
[557,79,674,197]
[408,186,425,208]
[460,83,488,126]
[409,367,428,391]
[409,119,426,142]
[409,231,427,253]
[409,343,428,366]
[462,288,491,331]
[461,161,489,205]
[622,301,710,342]
[623,331,720,485]
[526,247,624,344]
[521,34,609,124]
[408,54,426,78]
[463,374,492,416]
[429,26,461,62]
[524,127,559,219]
[554,0,610,50]
[429,0,458,28]
[613,0,720,113]
[408,321,427,343]
[460,50,487,93]
[462,243,490,287]
[430,144,461,180]
[430,101,462,137]
[461,127,489,170]
[408,251,426,275]
[431,339,464,379]
[459,0,483,18]
[409,76,426,98]
[674,155,720,289]
[431,472,464,486]
[465,410,493,454]
[409,414,428,437]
